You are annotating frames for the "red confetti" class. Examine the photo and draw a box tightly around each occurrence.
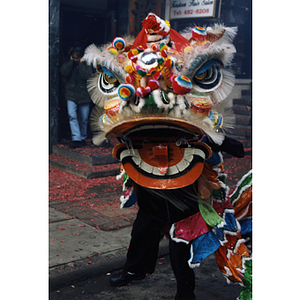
[60,240,65,242]
[78,224,85,227]
[59,227,66,230]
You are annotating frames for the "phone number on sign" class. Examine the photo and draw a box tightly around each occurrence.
[172,9,209,16]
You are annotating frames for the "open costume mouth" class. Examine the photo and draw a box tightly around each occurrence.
[112,125,211,189]
[84,13,237,190]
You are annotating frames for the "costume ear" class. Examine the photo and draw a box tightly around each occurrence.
[206,30,226,43]
[131,28,148,49]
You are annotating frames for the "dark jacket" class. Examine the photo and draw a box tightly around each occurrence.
[60,60,93,104]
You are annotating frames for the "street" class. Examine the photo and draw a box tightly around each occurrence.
[50,253,241,300]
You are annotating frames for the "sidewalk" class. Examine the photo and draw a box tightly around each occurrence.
[49,209,170,290]
[49,151,252,291]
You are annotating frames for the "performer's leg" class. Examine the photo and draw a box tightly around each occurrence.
[169,239,196,300]
[124,207,164,274]
[110,207,164,286]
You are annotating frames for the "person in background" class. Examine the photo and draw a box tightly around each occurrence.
[60,46,93,148]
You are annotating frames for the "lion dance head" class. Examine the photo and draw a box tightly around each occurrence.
[84,13,237,190]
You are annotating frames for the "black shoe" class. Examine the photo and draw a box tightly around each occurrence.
[81,140,87,146]
[69,141,82,148]
[109,270,146,286]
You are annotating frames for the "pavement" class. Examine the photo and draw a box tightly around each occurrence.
[49,148,252,293]
[49,208,169,291]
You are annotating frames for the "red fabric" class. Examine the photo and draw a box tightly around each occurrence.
[131,27,189,53]
[169,28,190,52]
[131,28,148,50]
[173,212,210,242]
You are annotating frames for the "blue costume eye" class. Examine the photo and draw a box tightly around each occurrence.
[97,66,120,94]
[194,59,221,76]
[102,66,117,78]
[193,59,223,91]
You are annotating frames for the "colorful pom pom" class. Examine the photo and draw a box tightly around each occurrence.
[172,76,193,95]
[125,64,134,74]
[117,55,125,63]
[159,42,168,51]
[112,37,126,51]
[148,79,159,90]
[192,26,207,41]
[126,74,134,83]
[136,45,144,52]
[157,57,164,65]
[108,46,118,56]
[184,46,192,53]
[136,86,151,98]
[132,48,139,55]
[152,71,162,81]
[201,40,211,48]
[150,44,158,52]
[137,67,147,77]
[165,58,174,69]
[161,49,168,58]
[118,83,136,101]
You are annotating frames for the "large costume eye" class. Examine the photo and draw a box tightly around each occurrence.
[98,66,120,94]
[192,59,223,92]
[141,52,158,65]
[104,74,117,84]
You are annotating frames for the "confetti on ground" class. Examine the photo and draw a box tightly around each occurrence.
[49,144,251,231]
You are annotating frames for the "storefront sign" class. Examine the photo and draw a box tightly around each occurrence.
[170,0,216,19]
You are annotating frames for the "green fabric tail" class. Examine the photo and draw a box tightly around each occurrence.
[198,197,223,227]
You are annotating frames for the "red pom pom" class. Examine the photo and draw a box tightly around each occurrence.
[161,49,168,57]
[166,58,174,69]
[126,74,134,83]
[152,71,162,81]
[150,44,158,51]
[148,79,159,90]
[136,86,151,97]
[172,76,192,95]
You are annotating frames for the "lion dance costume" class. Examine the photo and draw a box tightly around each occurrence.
[84,13,252,300]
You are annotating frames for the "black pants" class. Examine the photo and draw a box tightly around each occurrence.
[123,183,198,298]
